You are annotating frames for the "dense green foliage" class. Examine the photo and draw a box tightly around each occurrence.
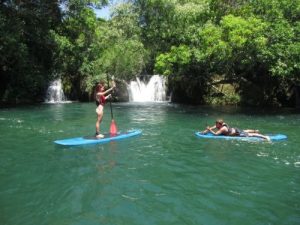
[149,0,300,105]
[0,0,61,103]
[1,0,299,105]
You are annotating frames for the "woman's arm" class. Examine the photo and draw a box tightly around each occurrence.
[103,80,116,95]
[96,92,103,97]
[102,87,115,95]
[96,85,115,97]
[201,125,216,134]
[105,94,112,100]
[209,127,226,135]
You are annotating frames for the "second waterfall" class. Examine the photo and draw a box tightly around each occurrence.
[127,75,167,102]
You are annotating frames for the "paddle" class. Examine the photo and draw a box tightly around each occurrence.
[107,75,118,135]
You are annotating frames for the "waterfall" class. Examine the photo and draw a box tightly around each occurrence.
[45,79,67,103]
[128,75,167,102]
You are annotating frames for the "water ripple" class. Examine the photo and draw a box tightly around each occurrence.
[1,103,300,225]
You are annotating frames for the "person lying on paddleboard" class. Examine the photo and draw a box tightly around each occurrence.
[95,81,116,138]
[201,119,270,141]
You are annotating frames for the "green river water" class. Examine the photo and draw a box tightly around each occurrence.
[0,102,299,225]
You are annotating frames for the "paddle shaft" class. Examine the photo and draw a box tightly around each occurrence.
[106,74,114,119]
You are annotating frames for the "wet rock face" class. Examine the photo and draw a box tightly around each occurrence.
[113,80,129,102]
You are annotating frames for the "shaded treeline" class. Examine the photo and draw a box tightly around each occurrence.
[1,0,299,106]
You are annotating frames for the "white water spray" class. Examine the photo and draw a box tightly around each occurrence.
[128,75,167,102]
[45,79,67,103]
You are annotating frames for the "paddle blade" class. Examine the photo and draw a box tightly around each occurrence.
[110,119,118,135]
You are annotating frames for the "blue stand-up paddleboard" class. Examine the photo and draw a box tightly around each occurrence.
[55,130,142,146]
[195,132,287,141]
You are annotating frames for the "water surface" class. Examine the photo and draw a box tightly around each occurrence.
[0,103,299,225]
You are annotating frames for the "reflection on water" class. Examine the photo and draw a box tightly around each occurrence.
[0,103,299,225]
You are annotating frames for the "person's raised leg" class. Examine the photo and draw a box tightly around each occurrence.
[244,129,260,133]
[248,133,270,141]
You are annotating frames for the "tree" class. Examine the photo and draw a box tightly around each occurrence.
[53,1,147,98]
[151,0,300,105]
[0,1,61,103]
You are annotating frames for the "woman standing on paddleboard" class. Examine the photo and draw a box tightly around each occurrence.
[95,81,116,138]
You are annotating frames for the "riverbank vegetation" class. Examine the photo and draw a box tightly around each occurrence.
[1,0,299,106]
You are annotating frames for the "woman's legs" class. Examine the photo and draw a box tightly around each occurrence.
[244,129,260,133]
[96,106,104,138]
[248,133,270,141]
[96,114,103,134]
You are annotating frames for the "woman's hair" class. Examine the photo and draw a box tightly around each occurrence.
[95,82,105,93]
[94,82,105,99]
[216,119,224,124]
